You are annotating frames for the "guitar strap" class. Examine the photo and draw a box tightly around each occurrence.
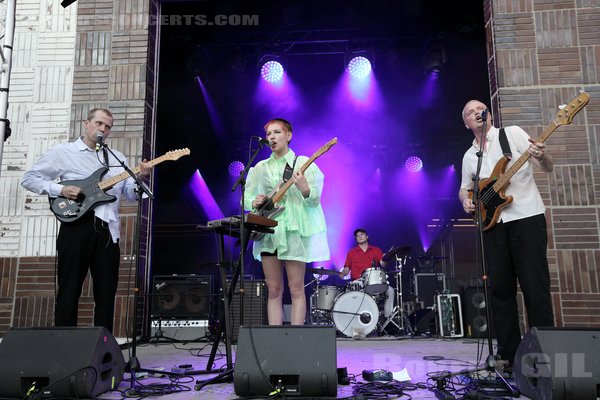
[282,156,298,182]
[102,148,110,167]
[498,128,512,159]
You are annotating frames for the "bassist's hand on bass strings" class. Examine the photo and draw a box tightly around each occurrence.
[461,196,476,214]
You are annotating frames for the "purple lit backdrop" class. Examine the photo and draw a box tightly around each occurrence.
[188,60,460,270]
[154,0,489,275]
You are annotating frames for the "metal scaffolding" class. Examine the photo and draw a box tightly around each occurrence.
[0,0,16,178]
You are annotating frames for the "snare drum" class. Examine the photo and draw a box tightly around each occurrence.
[361,267,388,295]
[332,291,379,337]
[312,285,344,312]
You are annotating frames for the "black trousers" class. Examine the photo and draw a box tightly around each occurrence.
[55,214,120,332]
[483,213,554,362]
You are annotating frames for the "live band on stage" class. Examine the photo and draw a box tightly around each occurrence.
[202,213,455,340]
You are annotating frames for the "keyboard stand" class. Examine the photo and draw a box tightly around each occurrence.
[194,221,275,388]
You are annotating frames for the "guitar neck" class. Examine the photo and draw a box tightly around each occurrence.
[98,155,165,190]
[271,154,318,204]
[492,123,559,191]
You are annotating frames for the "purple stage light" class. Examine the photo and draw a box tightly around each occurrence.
[348,56,372,79]
[189,170,224,221]
[261,60,284,83]
[228,161,245,177]
[405,156,423,173]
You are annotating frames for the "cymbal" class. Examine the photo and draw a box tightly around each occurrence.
[382,245,412,262]
[307,267,340,276]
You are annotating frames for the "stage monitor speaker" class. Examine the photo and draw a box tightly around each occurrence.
[226,279,267,343]
[151,275,212,319]
[462,286,495,338]
[0,327,125,398]
[514,327,600,400]
[234,325,337,397]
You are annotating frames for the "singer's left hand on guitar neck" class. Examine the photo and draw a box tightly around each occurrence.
[291,169,310,198]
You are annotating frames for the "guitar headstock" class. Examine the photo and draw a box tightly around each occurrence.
[164,148,191,160]
[314,137,338,157]
[555,91,590,126]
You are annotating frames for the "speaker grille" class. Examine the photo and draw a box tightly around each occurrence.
[462,286,495,338]
[151,275,212,319]
[226,279,267,343]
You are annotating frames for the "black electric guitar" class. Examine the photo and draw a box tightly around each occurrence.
[251,137,337,240]
[470,92,589,231]
[49,148,190,223]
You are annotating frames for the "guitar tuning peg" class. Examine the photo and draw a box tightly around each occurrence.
[558,104,567,110]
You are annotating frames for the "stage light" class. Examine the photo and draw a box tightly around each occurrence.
[347,56,372,79]
[405,156,423,173]
[259,56,285,83]
[228,161,245,177]
[422,40,447,77]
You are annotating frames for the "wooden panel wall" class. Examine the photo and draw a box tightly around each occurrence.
[0,0,157,337]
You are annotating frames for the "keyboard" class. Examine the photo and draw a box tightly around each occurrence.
[206,213,278,229]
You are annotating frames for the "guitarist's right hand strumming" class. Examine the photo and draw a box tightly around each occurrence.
[252,194,268,210]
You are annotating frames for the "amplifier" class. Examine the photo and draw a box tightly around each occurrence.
[151,275,213,319]
[226,279,268,343]
[150,319,208,341]
[414,273,446,308]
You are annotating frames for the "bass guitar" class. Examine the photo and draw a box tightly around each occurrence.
[470,92,589,231]
[251,137,337,240]
[49,148,190,223]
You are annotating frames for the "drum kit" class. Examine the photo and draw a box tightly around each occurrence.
[307,245,415,338]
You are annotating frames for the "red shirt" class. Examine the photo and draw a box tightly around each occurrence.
[344,245,384,280]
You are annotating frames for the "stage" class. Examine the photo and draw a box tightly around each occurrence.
[109,333,527,400]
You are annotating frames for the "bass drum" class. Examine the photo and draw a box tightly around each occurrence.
[332,291,379,338]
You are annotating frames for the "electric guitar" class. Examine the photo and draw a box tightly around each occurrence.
[49,148,190,223]
[470,92,589,231]
[251,137,337,240]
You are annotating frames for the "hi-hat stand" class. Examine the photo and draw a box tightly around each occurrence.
[379,254,414,336]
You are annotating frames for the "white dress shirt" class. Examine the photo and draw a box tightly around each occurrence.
[21,137,140,242]
[460,125,546,223]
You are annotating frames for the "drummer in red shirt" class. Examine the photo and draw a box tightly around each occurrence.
[340,228,394,318]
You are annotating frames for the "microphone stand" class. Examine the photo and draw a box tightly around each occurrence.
[230,137,267,333]
[433,114,518,397]
[98,143,156,388]
[194,138,267,391]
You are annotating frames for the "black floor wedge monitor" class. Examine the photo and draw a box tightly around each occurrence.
[234,325,337,397]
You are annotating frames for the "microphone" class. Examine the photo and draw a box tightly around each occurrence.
[253,136,272,145]
[95,133,104,152]
[481,109,488,120]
